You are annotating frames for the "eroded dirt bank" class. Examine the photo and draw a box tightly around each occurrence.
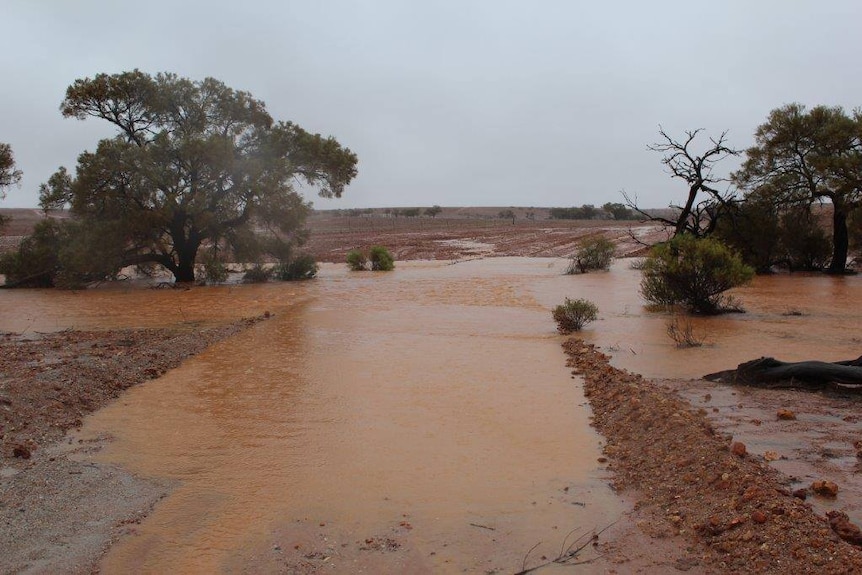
[566,338,862,574]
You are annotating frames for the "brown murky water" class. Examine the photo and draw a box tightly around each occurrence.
[5,258,860,573]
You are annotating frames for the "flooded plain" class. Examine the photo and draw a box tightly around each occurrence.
[4,258,861,573]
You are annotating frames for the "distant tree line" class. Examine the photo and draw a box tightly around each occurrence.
[549,203,639,221]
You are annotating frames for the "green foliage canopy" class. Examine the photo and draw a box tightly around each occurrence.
[733,104,862,274]
[0,142,22,197]
[40,70,357,283]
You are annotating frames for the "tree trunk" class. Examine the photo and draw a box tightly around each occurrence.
[704,356,862,391]
[827,205,849,274]
[174,245,198,283]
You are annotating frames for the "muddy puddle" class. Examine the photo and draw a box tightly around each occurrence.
[7,257,861,573]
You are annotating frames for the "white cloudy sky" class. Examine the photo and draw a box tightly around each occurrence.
[2,1,861,210]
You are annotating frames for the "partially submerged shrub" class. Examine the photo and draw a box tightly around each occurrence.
[640,235,754,315]
[273,254,319,280]
[566,236,615,274]
[200,253,229,284]
[0,219,122,288]
[346,249,368,271]
[666,315,704,348]
[552,298,598,333]
[369,246,395,271]
[347,246,394,271]
[242,263,272,283]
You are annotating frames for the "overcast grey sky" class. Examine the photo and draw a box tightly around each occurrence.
[3,1,861,210]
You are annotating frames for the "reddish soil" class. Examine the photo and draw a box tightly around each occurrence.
[305,210,666,262]
[567,338,862,574]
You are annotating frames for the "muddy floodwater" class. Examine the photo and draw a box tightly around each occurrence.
[3,258,861,573]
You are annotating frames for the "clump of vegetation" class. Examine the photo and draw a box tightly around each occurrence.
[565,236,615,274]
[0,219,123,288]
[347,247,394,271]
[273,254,319,280]
[200,253,230,284]
[552,298,598,333]
[242,264,272,283]
[346,249,368,271]
[369,246,395,271]
[666,316,704,348]
[640,234,754,315]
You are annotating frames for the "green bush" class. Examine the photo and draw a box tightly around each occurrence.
[640,235,754,314]
[348,247,394,271]
[566,236,615,274]
[779,208,831,271]
[273,254,319,280]
[369,246,395,271]
[552,298,598,333]
[200,253,229,284]
[0,220,63,287]
[242,264,272,283]
[346,249,368,271]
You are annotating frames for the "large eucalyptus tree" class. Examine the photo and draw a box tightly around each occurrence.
[40,70,357,282]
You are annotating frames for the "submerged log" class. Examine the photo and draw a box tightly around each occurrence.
[705,355,862,390]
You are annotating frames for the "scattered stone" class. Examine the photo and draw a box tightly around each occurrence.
[11,444,30,459]
[763,451,779,462]
[811,480,839,497]
[731,441,747,457]
[751,510,768,524]
[792,488,808,500]
[827,511,862,546]
[777,409,796,421]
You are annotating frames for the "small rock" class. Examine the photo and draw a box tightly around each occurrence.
[777,409,796,421]
[827,511,862,546]
[731,442,747,457]
[792,488,808,500]
[811,480,839,497]
[763,451,780,462]
[12,445,31,459]
[751,510,768,524]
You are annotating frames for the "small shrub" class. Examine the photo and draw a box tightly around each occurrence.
[552,298,598,333]
[666,316,704,348]
[348,247,395,271]
[200,255,229,284]
[242,264,272,283]
[346,249,368,271]
[566,236,615,274]
[369,246,395,271]
[274,254,319,281]
[640,235,754,314]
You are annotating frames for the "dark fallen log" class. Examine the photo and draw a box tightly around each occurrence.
[704,355,862,391]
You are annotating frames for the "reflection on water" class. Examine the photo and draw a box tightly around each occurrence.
[3,258,859,572]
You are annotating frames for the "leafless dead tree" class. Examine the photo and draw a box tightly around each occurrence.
[625,127,741,238]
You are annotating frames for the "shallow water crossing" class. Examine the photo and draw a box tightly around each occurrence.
[14,257,859,573]
[69,260,622,574]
